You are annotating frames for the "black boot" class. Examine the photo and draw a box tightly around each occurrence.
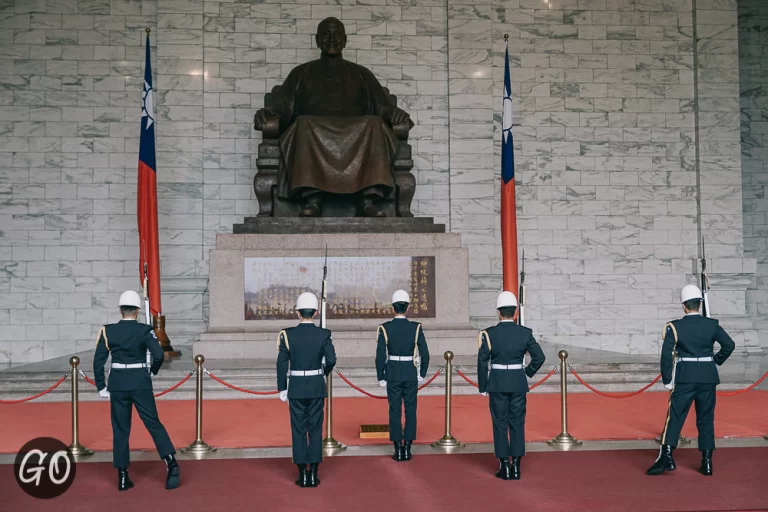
[403,441,413,461]
[647,445,675,476]
[163,454,180,490]
[295,464,308,487]
[392,441,403,461]
[699,450,713,476]
[511,457,521,480]
[117,469,134,491]
[495,458,512,480]
[308,463,320,487]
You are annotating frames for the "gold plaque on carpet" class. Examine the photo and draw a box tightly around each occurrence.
[360,424,390,439]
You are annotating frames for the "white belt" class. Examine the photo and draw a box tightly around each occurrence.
[111,363,147,369]
[389,356,413,361]
[679,357,713,362]
[290,369,323,376]
[491,364,523,370]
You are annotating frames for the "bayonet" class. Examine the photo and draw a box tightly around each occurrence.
[701,241,710,318]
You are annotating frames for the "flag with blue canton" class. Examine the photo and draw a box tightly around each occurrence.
[501,38,519,295]
[137,32,162,316]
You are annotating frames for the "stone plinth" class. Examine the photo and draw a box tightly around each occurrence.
[196,232,473,358]
[233,217,446,234]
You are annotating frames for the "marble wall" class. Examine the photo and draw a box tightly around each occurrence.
[739,0,768,347]
[0,0,762,363]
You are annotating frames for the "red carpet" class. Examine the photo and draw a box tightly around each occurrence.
[2,448,767,512]
[0,392,766,454]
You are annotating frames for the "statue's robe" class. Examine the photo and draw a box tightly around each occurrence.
[268,56,400,200]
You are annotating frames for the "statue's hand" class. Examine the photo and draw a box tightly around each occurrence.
[254,108,278,130]
[385,106,410,127]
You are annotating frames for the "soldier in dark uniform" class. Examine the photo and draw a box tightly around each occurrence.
[477,291,545,480]
[647,284,735,476]
[277,292,337,488]
[375,290,430,461]
[93,290,180,491]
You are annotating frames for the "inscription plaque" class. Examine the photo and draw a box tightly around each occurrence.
[244,256,436,320]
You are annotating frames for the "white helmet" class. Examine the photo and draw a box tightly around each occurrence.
[680,284,703,303]
[496,291,518,309]
[118,290,142,308]
[392,289,410,304]
[295,292,319,311]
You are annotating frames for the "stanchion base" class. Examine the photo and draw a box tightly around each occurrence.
[322,437,347,456]
[430,436,464,452]
[547,433,582,450]
[181,440,217,458]
[68,443,94,458]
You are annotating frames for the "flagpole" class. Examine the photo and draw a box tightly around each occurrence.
[501,33,519,297]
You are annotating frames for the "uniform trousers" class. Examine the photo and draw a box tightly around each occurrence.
[489,392,527,458]
[387,381,418,442]
[110,390,175,469]
[660,382,716,450]
[289,398,325,464]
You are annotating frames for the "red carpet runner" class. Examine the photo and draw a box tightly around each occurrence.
[1,391,766,454]
[2,448,767,512]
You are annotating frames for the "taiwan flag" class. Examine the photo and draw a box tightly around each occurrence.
[501,38,519,295]
[137,32,162,317]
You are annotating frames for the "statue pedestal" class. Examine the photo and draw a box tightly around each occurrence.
[195,228,477,359]
[234,216,445,234]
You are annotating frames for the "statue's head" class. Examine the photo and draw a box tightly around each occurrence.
[316,17,346,57]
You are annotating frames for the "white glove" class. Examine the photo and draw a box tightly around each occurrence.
[417,375,424,382]
[664,383,673,390]
[279,390,288,402]
[481,392,487,397]
[99,388,110,399]
[379,380,387,388]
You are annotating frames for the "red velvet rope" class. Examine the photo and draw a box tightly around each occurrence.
[454,365,558,391]
[80,369,194,398]
[205,370,280,395]
[0,374,68,404]
[569,366,662,398]
[716,371,768,396]
[335,366,445,399]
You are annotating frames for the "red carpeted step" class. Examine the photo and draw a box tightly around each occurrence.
[0,391,766,453]
[1,448,767,512]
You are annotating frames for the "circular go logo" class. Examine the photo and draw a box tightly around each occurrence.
[14,437,76,499]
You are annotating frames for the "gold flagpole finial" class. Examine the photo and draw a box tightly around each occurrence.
[504,33,509,41]
[146,28,151,34]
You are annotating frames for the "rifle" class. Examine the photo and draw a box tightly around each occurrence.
[517,250,525,326]
[701,241,710,318]
[143,263,152,373]
[320,245,328,329]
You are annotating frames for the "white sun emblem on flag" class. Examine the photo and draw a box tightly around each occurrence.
[141,80,154,130]
[502,84,513,143]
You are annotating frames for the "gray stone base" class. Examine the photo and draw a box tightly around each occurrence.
[201,232,470,359]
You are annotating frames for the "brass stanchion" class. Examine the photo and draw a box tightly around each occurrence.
[67,356,93,458]
[181,355,216,457]
[547,350,582,449]
[322,371,346,456]
[431,351,463,451]
[655,434,691,445]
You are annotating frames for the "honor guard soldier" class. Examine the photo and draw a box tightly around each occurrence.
[647,284,735,477]
[277,292,337,488]
[375,290,430,462]
[477,291,545,480]
[93,290,180,491]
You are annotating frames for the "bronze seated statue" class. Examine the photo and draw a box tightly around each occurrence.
[252,17,416,218]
